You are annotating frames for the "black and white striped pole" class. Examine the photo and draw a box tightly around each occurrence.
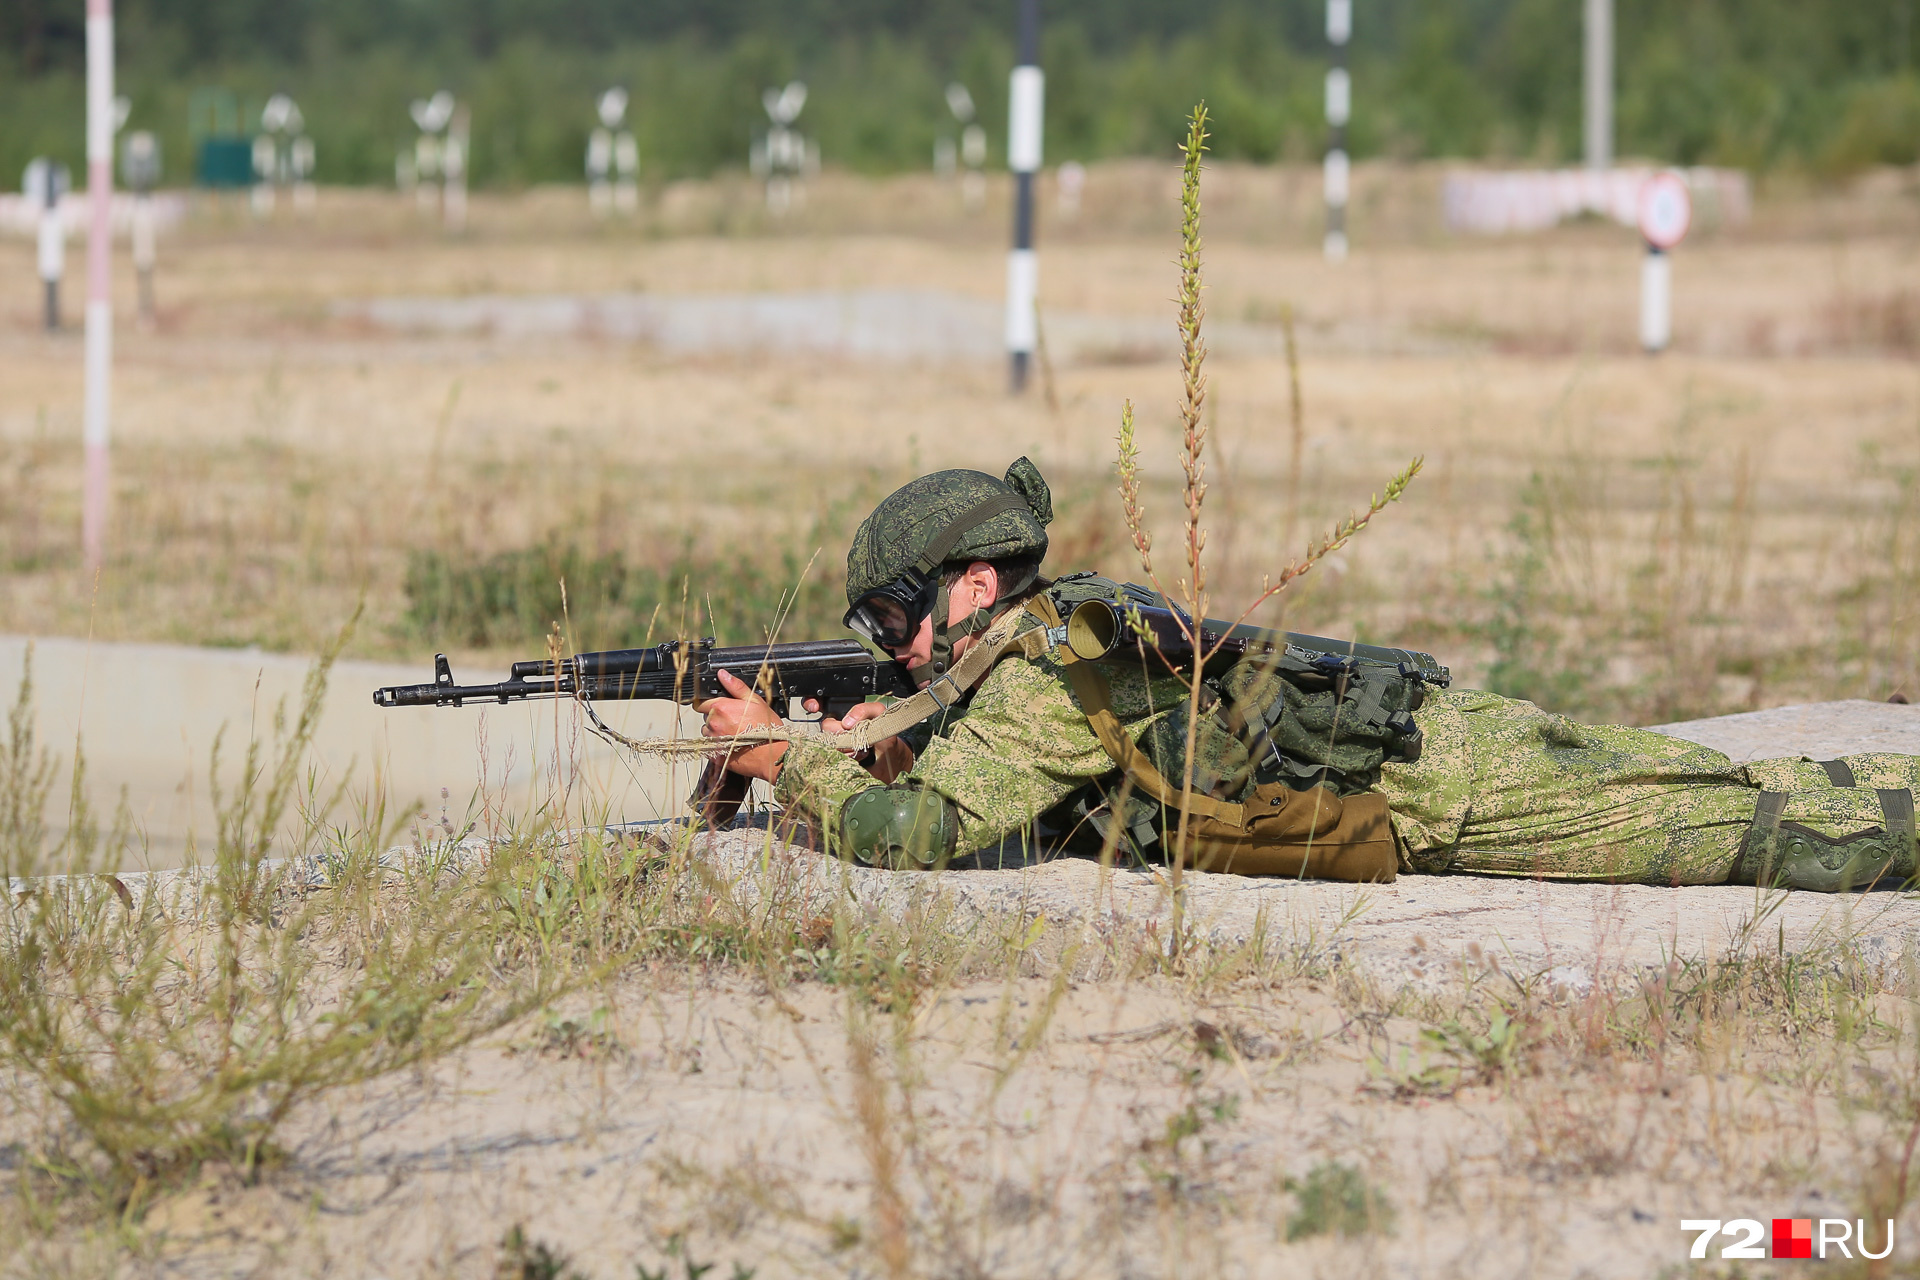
[1323,0,1351,262]
[1006,0,1042,393]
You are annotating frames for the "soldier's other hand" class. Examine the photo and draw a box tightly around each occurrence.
[865,737,914,784]
[692,668,788,783]
[819,700,889,734]
[806,701,912,783]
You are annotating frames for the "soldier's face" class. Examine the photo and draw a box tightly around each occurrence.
[867,599,932,668]
[892,562,1001,684]
[890,611,936,672]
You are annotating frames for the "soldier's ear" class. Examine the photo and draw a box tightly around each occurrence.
[967,560,998,608]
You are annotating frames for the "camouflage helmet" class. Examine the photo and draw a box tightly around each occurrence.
[845,457,1055,606]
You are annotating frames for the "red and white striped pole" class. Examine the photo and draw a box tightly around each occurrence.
[83,0,114,572]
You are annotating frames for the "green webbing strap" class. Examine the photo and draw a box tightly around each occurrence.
[1820,759,1857,787]
[1348,671,1393,733]
[1741,790,1788,881]
[1059,658,1251,828]
[910,492,1030,577]
[1876,788,1916,852]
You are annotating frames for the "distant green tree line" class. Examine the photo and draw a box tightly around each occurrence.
[4,0,1919,188]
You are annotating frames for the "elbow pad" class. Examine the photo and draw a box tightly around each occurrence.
[838,785,962,869]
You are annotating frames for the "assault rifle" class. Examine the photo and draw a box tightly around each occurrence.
[371,637,915,715]
[374,637,916,829]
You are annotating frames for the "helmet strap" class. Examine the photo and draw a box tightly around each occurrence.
[906,578,996,687]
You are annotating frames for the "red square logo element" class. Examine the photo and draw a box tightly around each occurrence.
[1773,1218,1812,1259]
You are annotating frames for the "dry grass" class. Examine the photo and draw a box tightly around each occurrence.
[0,641,1916,1275]
[8,165,1920,722]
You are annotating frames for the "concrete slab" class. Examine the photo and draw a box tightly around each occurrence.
[333,289,1392,365]
[1651,698,1920,762]
[0,636,697,868]
[690,826,1920,994]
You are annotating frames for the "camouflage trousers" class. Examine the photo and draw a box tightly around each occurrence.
[1378,688,1920,886]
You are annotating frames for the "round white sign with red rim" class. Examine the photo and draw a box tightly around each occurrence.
[1638,171,1692,250]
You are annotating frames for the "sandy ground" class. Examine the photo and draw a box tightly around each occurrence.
[99,858,1916,1279]
[128,973,1727,1280]
[11,700,1904,1279]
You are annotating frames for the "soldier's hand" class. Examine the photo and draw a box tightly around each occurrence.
[812,702,913,783]
[693,668,788,783]
[817,700,889,734]
[865,736,914,784]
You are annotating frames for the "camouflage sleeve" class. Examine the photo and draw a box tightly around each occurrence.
[900,655,1148,852]
[772,736,884,839]
[776,652,1179,854]
[772,636,1251,851]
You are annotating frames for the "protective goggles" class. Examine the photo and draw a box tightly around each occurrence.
[843,569,938,651]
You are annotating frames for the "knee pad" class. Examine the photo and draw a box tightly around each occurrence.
[1738,787,1916,891]
[839,785,962,870]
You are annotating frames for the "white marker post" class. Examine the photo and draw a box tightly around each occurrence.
[84,0,114,572]
[409,92,454,218]
[943,82,986,210]
[291,134,316,213]
[443,104,469,232]
[1324,0,1351,261]
[1056,159,1085,221]
[960,121,987,210]
[587,128,612,215]
[613,131,638,216]
[589,88,628,217]
[1006,0,1042,392]
[1637,171,1691,354]
[121,130,160,325]
[26,159,67,331]
[251,133,276,217]
[756,82,808,216]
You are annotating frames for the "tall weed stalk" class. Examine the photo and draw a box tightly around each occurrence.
[1114,103,1418,952]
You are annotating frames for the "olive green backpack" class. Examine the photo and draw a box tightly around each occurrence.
[1033,576,1449,882]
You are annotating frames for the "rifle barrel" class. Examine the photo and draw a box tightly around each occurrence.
[374,637,909,710]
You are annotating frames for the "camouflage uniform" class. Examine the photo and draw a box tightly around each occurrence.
[776,644,1920,886]
[775,618,1189,854]
[797,458,1916,888]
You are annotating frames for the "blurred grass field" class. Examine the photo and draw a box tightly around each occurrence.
[5,161,1920,729]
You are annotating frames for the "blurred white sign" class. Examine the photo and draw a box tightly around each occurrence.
[1637,170,1692,249]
